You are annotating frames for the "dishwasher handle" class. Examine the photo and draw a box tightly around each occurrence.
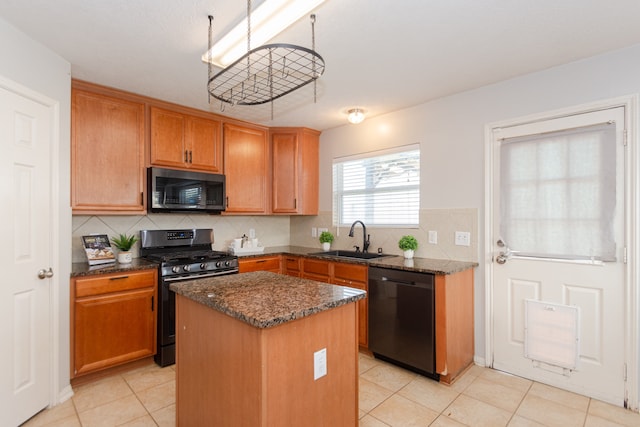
[381,276,417,286]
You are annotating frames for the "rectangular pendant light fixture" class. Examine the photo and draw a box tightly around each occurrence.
[203,0,327,68]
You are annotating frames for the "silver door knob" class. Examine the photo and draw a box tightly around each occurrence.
[496,254,508,264]
[37,267,54,279]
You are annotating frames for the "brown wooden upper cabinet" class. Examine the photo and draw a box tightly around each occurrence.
[150,106,222,173]
[223,123,269,214]
[71,83,145,214]
[271,128,320,215]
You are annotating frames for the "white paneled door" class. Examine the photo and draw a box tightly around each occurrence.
[488,105,628,406]
[0,84,53,425]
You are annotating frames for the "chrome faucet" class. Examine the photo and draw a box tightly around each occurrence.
[348,220,370,253]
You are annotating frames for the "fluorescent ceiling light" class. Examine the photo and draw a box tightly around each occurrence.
[203,0,326,68]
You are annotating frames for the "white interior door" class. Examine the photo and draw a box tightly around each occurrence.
[0,85,53,425]
[488,105,628,406]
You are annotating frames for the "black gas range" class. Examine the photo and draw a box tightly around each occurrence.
[140,229,238,367]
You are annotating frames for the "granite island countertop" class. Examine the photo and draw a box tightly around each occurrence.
[170,271,366,329]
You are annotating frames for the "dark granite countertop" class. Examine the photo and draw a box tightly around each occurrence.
[71,258,159,278]
[70,246,477,278]
[237,245,478,275]
[170,271,366,329]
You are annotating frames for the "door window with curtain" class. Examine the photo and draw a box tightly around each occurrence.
[500,122,617,261]
[332,145,420,227]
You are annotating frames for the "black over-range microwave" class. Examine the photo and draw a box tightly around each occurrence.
[148,167,226,213]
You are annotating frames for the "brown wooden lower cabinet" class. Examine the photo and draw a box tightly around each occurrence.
[234,253,475,374]
[282,255,302,277]
[71,269,157,378]
[435,268,475,384]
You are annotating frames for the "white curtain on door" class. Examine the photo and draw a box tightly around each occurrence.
[500,122,617,261]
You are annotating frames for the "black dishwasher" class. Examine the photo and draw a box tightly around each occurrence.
[368,266,437,379]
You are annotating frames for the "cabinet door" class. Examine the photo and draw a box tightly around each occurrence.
[271,128,319,215]
[301,258,331,282]
[272,132,298,213]
[223,123,269,213]
[71,88,145,213]
[187,116,222,172]
[332,262,368,348]
[74,287,156,376]
[150,107,187,169]
[283,256,302,277]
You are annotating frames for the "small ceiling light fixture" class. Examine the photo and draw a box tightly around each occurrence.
[347,108,366,124]
[206,0,326,118]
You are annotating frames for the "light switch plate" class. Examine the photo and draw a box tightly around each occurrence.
[314,348,327,380]
[428,230,438,244]
[311,227,317,238]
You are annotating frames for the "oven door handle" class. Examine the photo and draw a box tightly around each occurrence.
[163,269,239,282]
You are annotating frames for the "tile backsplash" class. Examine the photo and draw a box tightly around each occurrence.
[290,208,478,262]
[71,214,290,263]
[72,208,478,263]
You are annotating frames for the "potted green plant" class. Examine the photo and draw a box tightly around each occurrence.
[319,231,334,251]
[111,233,139,264]
[398,235,418,259]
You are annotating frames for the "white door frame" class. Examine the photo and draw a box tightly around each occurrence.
[484,95,639,410]
[0,75,63,410]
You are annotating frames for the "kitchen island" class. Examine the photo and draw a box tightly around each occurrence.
[170,271,366,427]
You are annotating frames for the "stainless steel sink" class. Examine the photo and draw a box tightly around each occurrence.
[308,250,394,260]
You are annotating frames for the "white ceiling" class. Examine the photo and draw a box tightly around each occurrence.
[3,0,640,131]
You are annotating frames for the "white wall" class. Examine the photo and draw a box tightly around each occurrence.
[320,43,640,369]
[0,17,72,401]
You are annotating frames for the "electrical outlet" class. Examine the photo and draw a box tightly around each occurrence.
[249,228,255,239]
[314,348,327,380]
[428,230,438,244]
[455,231,471,246]
[311,227,317,238]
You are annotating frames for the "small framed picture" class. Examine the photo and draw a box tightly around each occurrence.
[81,234,116,265]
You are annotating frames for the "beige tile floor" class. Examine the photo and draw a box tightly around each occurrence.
[23,353,640,427]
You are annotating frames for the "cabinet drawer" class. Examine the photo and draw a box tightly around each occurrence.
[333,262,367,283]
[302,259,331,277]
[75,270,157,298]
[239,256,281,273]
[283,256,301,272]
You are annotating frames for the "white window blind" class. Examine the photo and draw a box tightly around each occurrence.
[333,145,420,227]
[500,122,616,261]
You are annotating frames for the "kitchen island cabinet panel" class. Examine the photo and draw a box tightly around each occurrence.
[71,269,157,378]
[71,84,145,214]
[223,123,270,214]
[174,275,360,426]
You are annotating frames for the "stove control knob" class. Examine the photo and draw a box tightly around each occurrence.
[215,261,222,268]
[225,260,231,267]
[172,266,181,273]
[183,265,191,272]
[200,263,207,270]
